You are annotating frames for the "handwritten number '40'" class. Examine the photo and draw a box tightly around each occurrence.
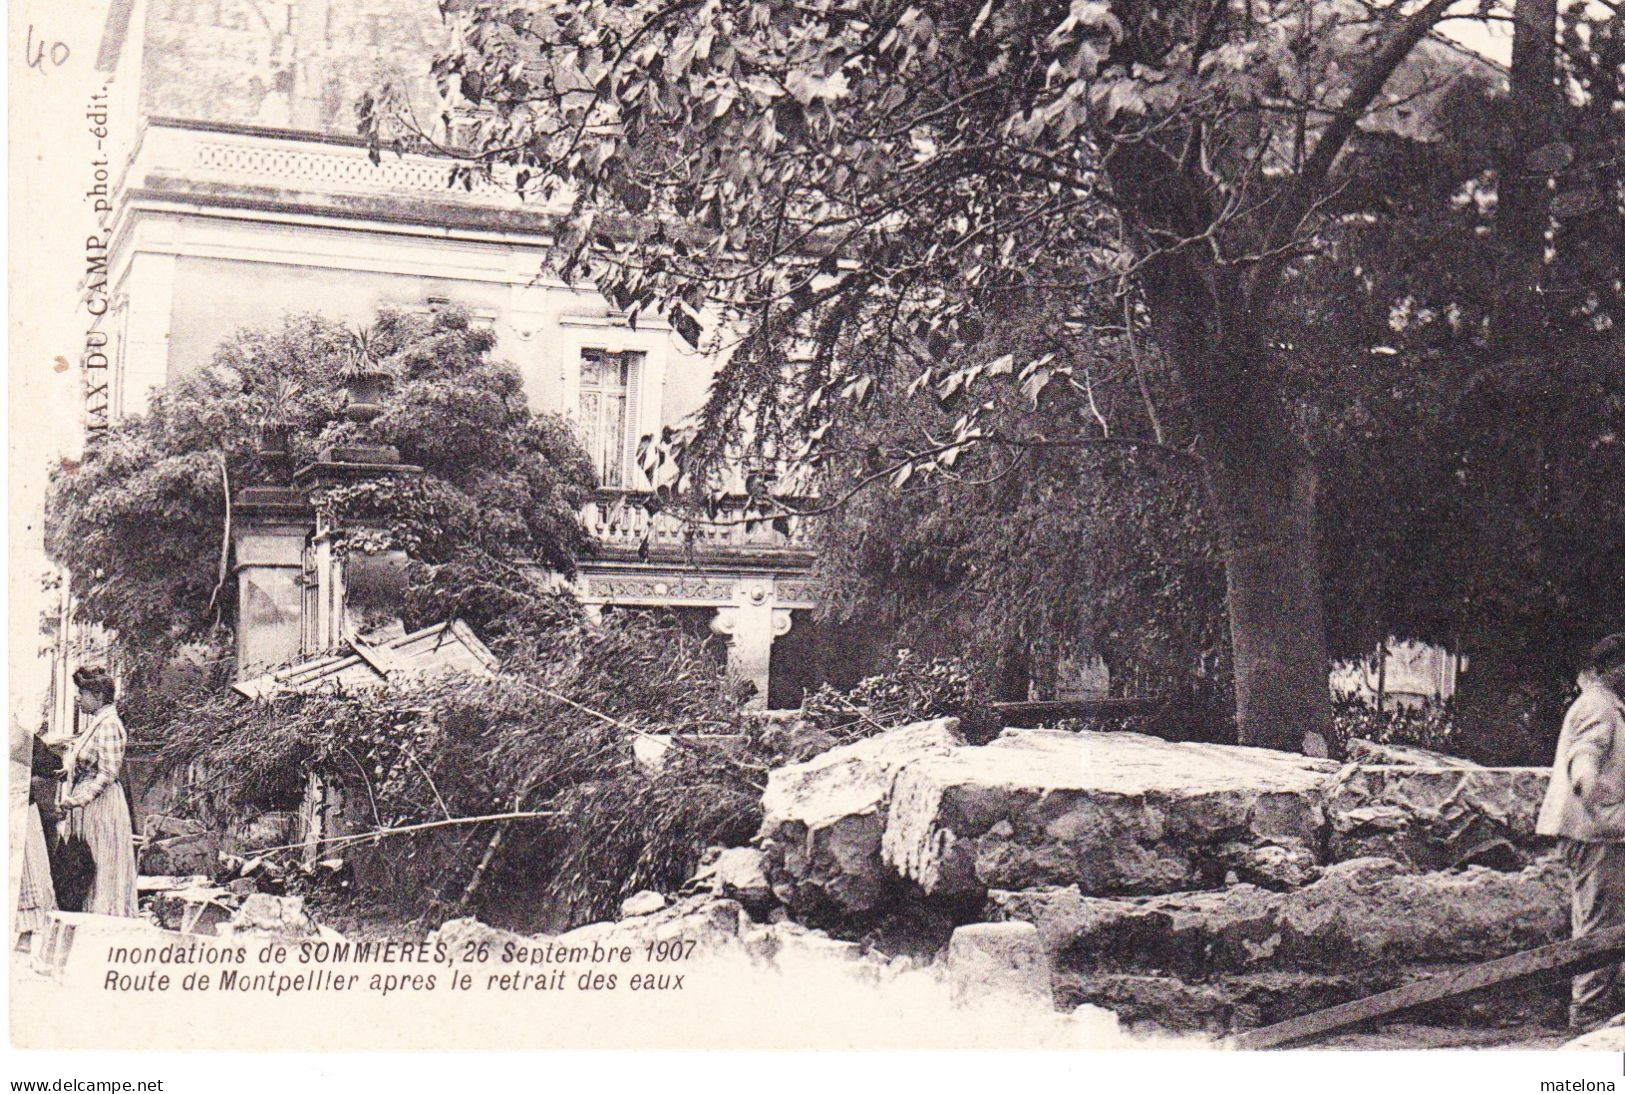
[26,25,70,73]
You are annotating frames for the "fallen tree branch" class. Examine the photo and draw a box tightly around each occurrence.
[457,795,523,913]
[509,678,767,793]
[249,808,562,858]
[206,451,232,627]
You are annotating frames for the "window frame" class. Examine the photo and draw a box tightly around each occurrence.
[577,347,644,490]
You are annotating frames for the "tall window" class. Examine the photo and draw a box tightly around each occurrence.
[579,349,641,488]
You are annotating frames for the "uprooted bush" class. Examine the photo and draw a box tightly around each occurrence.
[152,611,773,929]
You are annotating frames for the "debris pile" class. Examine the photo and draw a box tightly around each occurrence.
[137,812,349,936]
[751,721,1563,1035]
[117,715,1566,1042]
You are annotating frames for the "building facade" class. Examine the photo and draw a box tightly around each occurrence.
[86,0,820,707]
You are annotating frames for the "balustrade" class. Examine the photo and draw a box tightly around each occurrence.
[579,492,816,556]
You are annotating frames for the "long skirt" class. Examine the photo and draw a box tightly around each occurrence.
[60,783,137,918]
[16,804,58,941]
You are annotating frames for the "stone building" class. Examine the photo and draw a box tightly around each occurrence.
[76,0,826,709]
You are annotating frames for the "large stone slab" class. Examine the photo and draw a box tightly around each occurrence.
[882,730,1338,898]
[1323,765,1550,870]
[987,855,1568,977]
[1343,739,1481,769]
[756,717,965,917]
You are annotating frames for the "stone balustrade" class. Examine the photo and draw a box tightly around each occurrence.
[579,491,817,560]
[117,118,567,228]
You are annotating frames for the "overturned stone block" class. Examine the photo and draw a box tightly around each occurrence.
[561,895,747,957]
[947,921,1055,1010]
[710,847,776,915]
[426,917,532,958]
[1323,765,1550,870]
[757,717,964,916]
[221,893,320,939]
[883,730,1336,899]
[139,832,222,878]
[620,890,668,918]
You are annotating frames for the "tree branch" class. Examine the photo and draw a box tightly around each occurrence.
[206,451,232,627]
[1253,0,1462,312]
[1293,0,1461,208]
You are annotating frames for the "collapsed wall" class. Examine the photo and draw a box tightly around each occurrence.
[756,721,1562,1034]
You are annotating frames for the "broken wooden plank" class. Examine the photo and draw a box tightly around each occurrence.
[1230,923,1625,1050]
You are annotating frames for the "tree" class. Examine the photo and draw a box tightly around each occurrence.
[808,294,1228,708]
[45,307,597,680]
[371,0,1514,751]
[1284,6,1624,760]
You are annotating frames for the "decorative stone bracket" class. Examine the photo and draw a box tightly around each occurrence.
[710,587,795,708]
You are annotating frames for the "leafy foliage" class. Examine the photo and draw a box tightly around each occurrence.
[800,649,996,741]
[1281,54,1625,759]
[45,308,596,677]
[803,297,1226,709]
[1331,695,1460,756]
[359,0,1509,488]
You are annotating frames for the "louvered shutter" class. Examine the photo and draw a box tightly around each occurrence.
[621,352,645,489]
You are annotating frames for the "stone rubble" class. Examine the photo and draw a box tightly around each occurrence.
[986,855,1568,977]
[1322,765,1549,870]
[618,890,668,918]
[946,922,1054,1008]
[756,717,964,916]
[746,722,1564,1035]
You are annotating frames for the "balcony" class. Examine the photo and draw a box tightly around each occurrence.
[580,491,817,565]
[116,118,566,235]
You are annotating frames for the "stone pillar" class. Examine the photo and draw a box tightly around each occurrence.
[711,580,793,709]
[231,487,312,678]
[292,445,422,652]
[307,528,344,654]
[116,248,177,418]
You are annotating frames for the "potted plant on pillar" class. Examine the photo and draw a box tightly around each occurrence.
[255,378,302,457]
[340,326,395,424]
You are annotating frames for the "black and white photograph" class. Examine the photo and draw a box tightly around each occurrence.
[6,0,1624,1079]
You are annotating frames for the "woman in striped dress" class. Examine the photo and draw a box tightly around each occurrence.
[58,667,137,918]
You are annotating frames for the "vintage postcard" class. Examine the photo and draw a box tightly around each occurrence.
[8,0,1625,1077]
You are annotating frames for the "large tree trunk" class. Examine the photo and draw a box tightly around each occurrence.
[1144,278,1333,754]
[1199,405,1333,755]
[1494,0,1561,345]
[1103,140,1335,754]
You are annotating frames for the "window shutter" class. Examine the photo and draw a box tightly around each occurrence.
[622,353,644,489]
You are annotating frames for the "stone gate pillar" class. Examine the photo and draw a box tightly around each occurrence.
[292,444,422,653]
[711,579,793,708]
[231,486,312,678]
